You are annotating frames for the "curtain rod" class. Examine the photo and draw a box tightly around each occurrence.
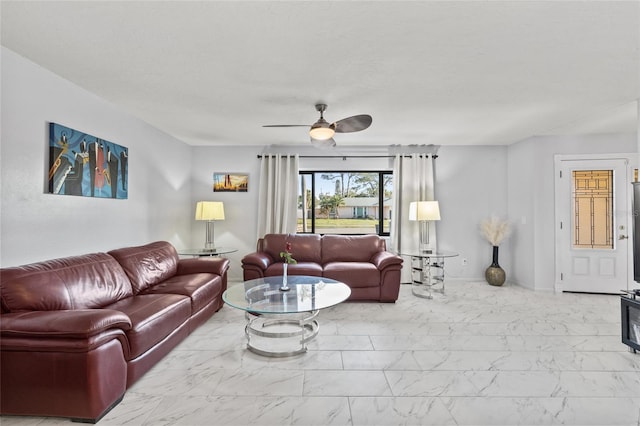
[256,154,438,159]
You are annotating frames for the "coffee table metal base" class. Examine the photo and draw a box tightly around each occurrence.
[244,311,319,357]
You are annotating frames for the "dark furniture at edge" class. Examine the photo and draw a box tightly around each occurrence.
[625,182,640,352]
[0,241,229,423]
[621,290,640,352]
[241,233,403,302]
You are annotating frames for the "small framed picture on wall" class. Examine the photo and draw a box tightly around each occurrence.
[213,173,248,192]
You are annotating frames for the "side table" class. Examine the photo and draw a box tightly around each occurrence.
[178,247,237,257]
[401,251,458,299]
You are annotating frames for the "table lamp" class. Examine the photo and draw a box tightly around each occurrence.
[409,200,440,253]
[195,201,225,251]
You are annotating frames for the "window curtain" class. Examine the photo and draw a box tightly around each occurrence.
[256,154,299,238]
[391,154,436,283]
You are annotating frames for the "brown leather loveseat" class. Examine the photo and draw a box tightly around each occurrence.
[0,241,229,423]
[242,234,402,302]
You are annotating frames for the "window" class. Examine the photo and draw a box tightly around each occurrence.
[298,171,393,236]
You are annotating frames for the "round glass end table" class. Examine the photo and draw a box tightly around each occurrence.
[400,251,458,299]
[223,275,351,357]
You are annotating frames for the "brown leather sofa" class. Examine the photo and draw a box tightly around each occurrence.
[242,234,403,302]
[0,241,229,423]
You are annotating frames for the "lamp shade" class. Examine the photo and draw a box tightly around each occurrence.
[195,201,225,221]
[409,201,440,221]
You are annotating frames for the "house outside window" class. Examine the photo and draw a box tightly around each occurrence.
[298,171,392,236]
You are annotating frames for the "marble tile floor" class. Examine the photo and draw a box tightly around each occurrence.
[3,280,640,426]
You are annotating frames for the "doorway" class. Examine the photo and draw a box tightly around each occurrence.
[555,155,634,294]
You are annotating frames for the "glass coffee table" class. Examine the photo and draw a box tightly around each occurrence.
[223,275,351,357]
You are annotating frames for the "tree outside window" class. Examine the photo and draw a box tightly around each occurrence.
[297,171,392,235]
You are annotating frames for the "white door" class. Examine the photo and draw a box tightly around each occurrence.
[556,158,631,294]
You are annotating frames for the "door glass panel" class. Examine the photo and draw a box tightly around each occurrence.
[572,170,613,249]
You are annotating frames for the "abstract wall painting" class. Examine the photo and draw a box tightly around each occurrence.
[213,173,248,192]
[48,123,128,199]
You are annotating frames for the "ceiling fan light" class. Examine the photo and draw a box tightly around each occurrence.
[309,122,335,140]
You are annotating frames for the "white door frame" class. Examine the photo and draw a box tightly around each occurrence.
[554,153,636,293]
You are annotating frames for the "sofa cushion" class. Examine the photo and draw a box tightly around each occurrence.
[108,241,179,294]
[321,235,384,264]
[265,262,323,277]
[142,273,222,315]
[323,262,380,288]
[0,253,133,312]
[261,234,322,263]
[104,294,191,360]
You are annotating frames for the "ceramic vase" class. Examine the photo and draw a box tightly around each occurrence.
[485,245,506,286]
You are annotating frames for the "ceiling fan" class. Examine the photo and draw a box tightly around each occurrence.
[263,104,372,148]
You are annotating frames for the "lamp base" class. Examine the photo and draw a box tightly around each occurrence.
[418,221,434,254]
[204,221,216,252]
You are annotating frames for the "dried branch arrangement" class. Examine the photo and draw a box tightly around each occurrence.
[480,216,511,246]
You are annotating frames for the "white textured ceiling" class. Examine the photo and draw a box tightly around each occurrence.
[1,1,639,147]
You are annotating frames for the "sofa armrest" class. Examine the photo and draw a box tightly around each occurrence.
[241,252,274,271]
[177,257,230,277]
[370,251,403,270]
[0,309,131,339]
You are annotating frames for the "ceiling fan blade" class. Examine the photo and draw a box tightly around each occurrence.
[310,136,336,149]
[263,125,310,128]
[333,115,372,133]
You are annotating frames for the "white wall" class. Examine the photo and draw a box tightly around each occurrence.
[189,144,509,282]
[0,47,193,267]
[507,133,637,291]
[506,141,537,289]
[436,145,510,281]
[190,145,263,282]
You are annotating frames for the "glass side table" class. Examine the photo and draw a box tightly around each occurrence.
[400,251,458,299]
[178,247,237,257]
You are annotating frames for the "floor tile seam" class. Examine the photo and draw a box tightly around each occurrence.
[373,369,640,373]
[302,368,394,373]
[301,373,393,399]
[330,348,639,352]
[333,332,622,335]
[176,346,631,353]
[339,348,633,353]
[378,391,640,398]
[346,395,640,399]
[355,331,623,334]
[345,396,355,426]
[184,392,312,398]
[405,349,640,354]
[333,320,623,323]
[338,368,640,373]
[215,365,640,373]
